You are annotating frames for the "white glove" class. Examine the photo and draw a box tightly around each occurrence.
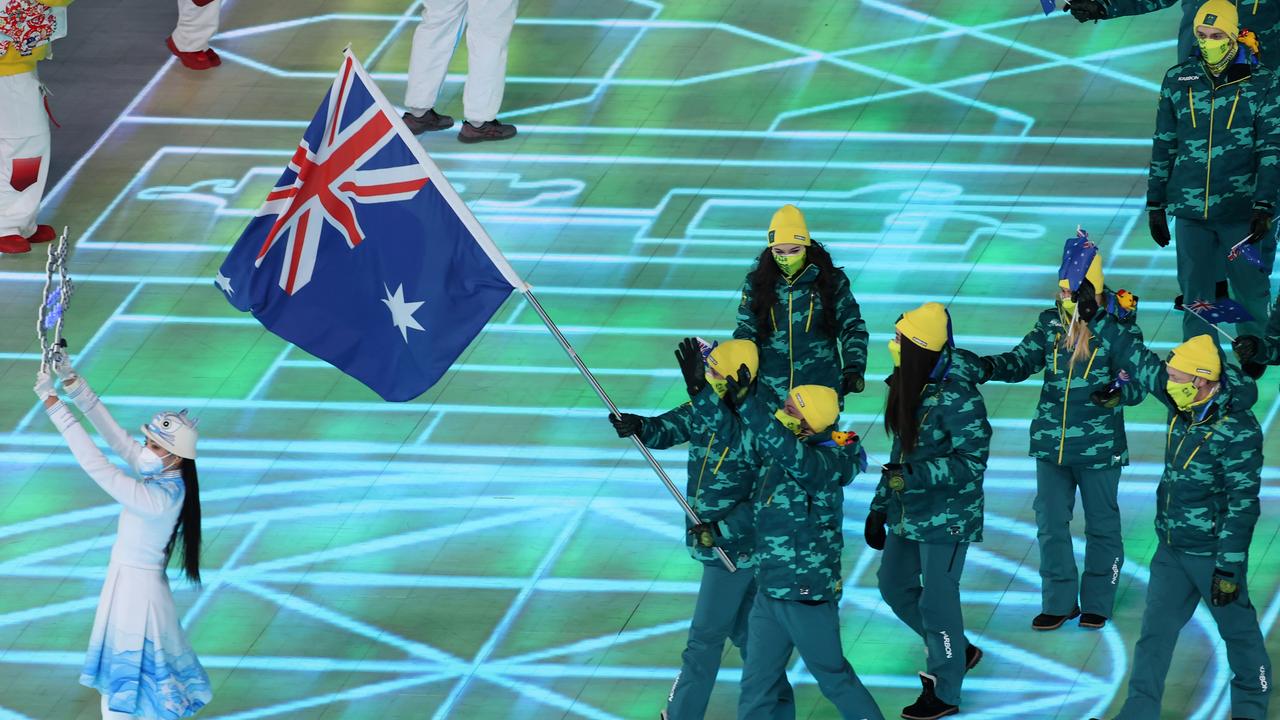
[51,345,78,384]
[34,370,56,399]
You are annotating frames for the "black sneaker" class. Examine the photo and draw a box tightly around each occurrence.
[1032,606,1081,631]
[1080,613,1108,629]
[965,643,983,672]
[901,673,959,720]
[402,108,454,134]
[458,119,517,143]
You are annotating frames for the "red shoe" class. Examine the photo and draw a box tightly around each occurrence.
[26,225,55,244]
[0,234,32,254]
[203,48,221,67]
[166,36,213,70]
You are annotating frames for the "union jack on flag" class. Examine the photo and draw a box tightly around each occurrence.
[1185,298,1254,326]
[216,49,526,401]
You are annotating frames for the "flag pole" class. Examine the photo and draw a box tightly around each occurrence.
[521,290,738,573]
[1189,311,1238,342]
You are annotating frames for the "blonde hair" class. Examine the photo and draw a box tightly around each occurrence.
[1064,317,1093,366]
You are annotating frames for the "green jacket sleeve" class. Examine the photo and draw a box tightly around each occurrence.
[1097,0,1178,18]
[1148,74,1179,209]
[1261,291,1280,364]
[1093,317,1173,409]
[904,384,991,489]
[1215,423,1264,575]
[638,402,693,449]
[835,275,869,377]
[734,278,759,341]
[1251,71,1280,211]
[740,395,857,494]
[983,315,1048,383]
[1101,315,1150,406]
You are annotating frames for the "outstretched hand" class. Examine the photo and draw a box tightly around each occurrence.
[722,364,752,410]
[1064,0,1107,22]
[675,337,707,397]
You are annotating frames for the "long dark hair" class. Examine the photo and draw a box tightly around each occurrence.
[164,458,202,586]
[885,339,942,455]
[747,240,842,340]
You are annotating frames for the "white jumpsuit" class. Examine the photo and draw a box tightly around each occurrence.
[404,0,518,124]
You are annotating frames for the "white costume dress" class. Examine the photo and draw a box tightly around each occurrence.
[46,384,212,719]
[405,0,518,124]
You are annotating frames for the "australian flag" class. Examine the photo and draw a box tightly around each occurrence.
[1058,227,1097,291]
[1185,298,1255,326]
[1040,0,1056,14]
[1228,236,1266,269]
[215,49,525,401]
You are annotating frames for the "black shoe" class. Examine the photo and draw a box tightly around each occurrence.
[1243,361,1267,380]
[402,108,454,134]
[901,673,959,720]
[1080,612,1108,629]
[458,119,517,143]
[965,643,982,672]
[1032,606,1081,631]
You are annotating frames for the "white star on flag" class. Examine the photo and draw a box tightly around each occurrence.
[381,283,425,342]
[215,271,235,296]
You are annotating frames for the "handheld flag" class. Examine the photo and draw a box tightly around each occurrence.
[215,49,526,402]
[1185,298,1254,326]
[1058,227,1098,291]
[1228,236,1265,269]
[1040,0,1056,14]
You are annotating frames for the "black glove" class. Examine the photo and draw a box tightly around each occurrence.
[722,363,753,409]
[1149,208,1170,247]
[689,521,721,548]
[1234,335,1262,364]
[978,356,995,384]
[609,413,643,438]
[841,371,865,395]
[1064,0,1107,21]
[1211,569,1241,606]
[1090,386,1122,409]
[1074,278,1100,323]
[1249,208,1272,243]
[864,510,888,551]
[674,337,707,397]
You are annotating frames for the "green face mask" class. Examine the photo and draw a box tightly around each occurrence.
[1166,379,1199,410]
[1059,297,1077,317]
[774,409,805,435]
[1199,36,1233,66]
[888,339,901,368]
[707,373,728,399]
[773,250,807,277]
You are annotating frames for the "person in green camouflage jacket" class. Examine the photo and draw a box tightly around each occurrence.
[734,204,869,410]
[610,338,794,720]
[730,381,883,720]
[865,302,990,720]
[1143,1,1280,340]
[1079,295,1271,720]
[978,244,1145,631]
[1065,0,1280,63]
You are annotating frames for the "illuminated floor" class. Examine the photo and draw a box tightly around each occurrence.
[0,1,1276,718]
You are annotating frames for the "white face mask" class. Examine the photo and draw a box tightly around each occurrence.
[134,446,166,476]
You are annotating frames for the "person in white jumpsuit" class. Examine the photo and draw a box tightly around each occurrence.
[166,0,221,70]
[0,0,71,255]
[36,360,213,719]
[401,0,519,143]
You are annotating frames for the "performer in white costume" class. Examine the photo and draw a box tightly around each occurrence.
[0,0,71,254]
[36,361,213,719]
[401,0,519,143]
[166,0,220,70]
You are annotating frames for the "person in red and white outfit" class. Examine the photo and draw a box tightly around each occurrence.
[166,0,220,71]
[0,0,71,255]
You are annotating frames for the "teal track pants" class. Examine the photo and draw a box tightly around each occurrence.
[1116,544,1271,720]
[667,563,794,719]
[876,533,970,706]
[1174,217,1275,340]
[737,594,883,720]
[1033,461,1123,617]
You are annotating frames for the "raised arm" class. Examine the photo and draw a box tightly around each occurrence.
[740,395,858,495]
[61,376,145,469]
[982,314,1049,384]
[1095,0,1178,19]
[1091,314,1172,408]
[43,401,182,517]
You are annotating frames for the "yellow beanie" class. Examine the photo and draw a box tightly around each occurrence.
[706,339,759,381]
[789,385,839,433]
[768,204,811,247]
[1195,0,1239,38]
[895,302,950,351]
[1169,334,1222,381]
[1058,254,1104,294]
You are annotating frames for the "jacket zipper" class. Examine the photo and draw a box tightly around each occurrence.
[787,289,795,390]
[1205,87,1216,218]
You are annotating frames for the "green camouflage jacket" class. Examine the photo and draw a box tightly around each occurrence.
[871,348,991,544]
[738,394,863,602]
[1257,289,1280,364]
[1148,53,1280,220]
[1096,320,1263,576]
[982,304,1146,469]
[639,386,760,568]
[734,263,868,407]
[1101,0,1280,61]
